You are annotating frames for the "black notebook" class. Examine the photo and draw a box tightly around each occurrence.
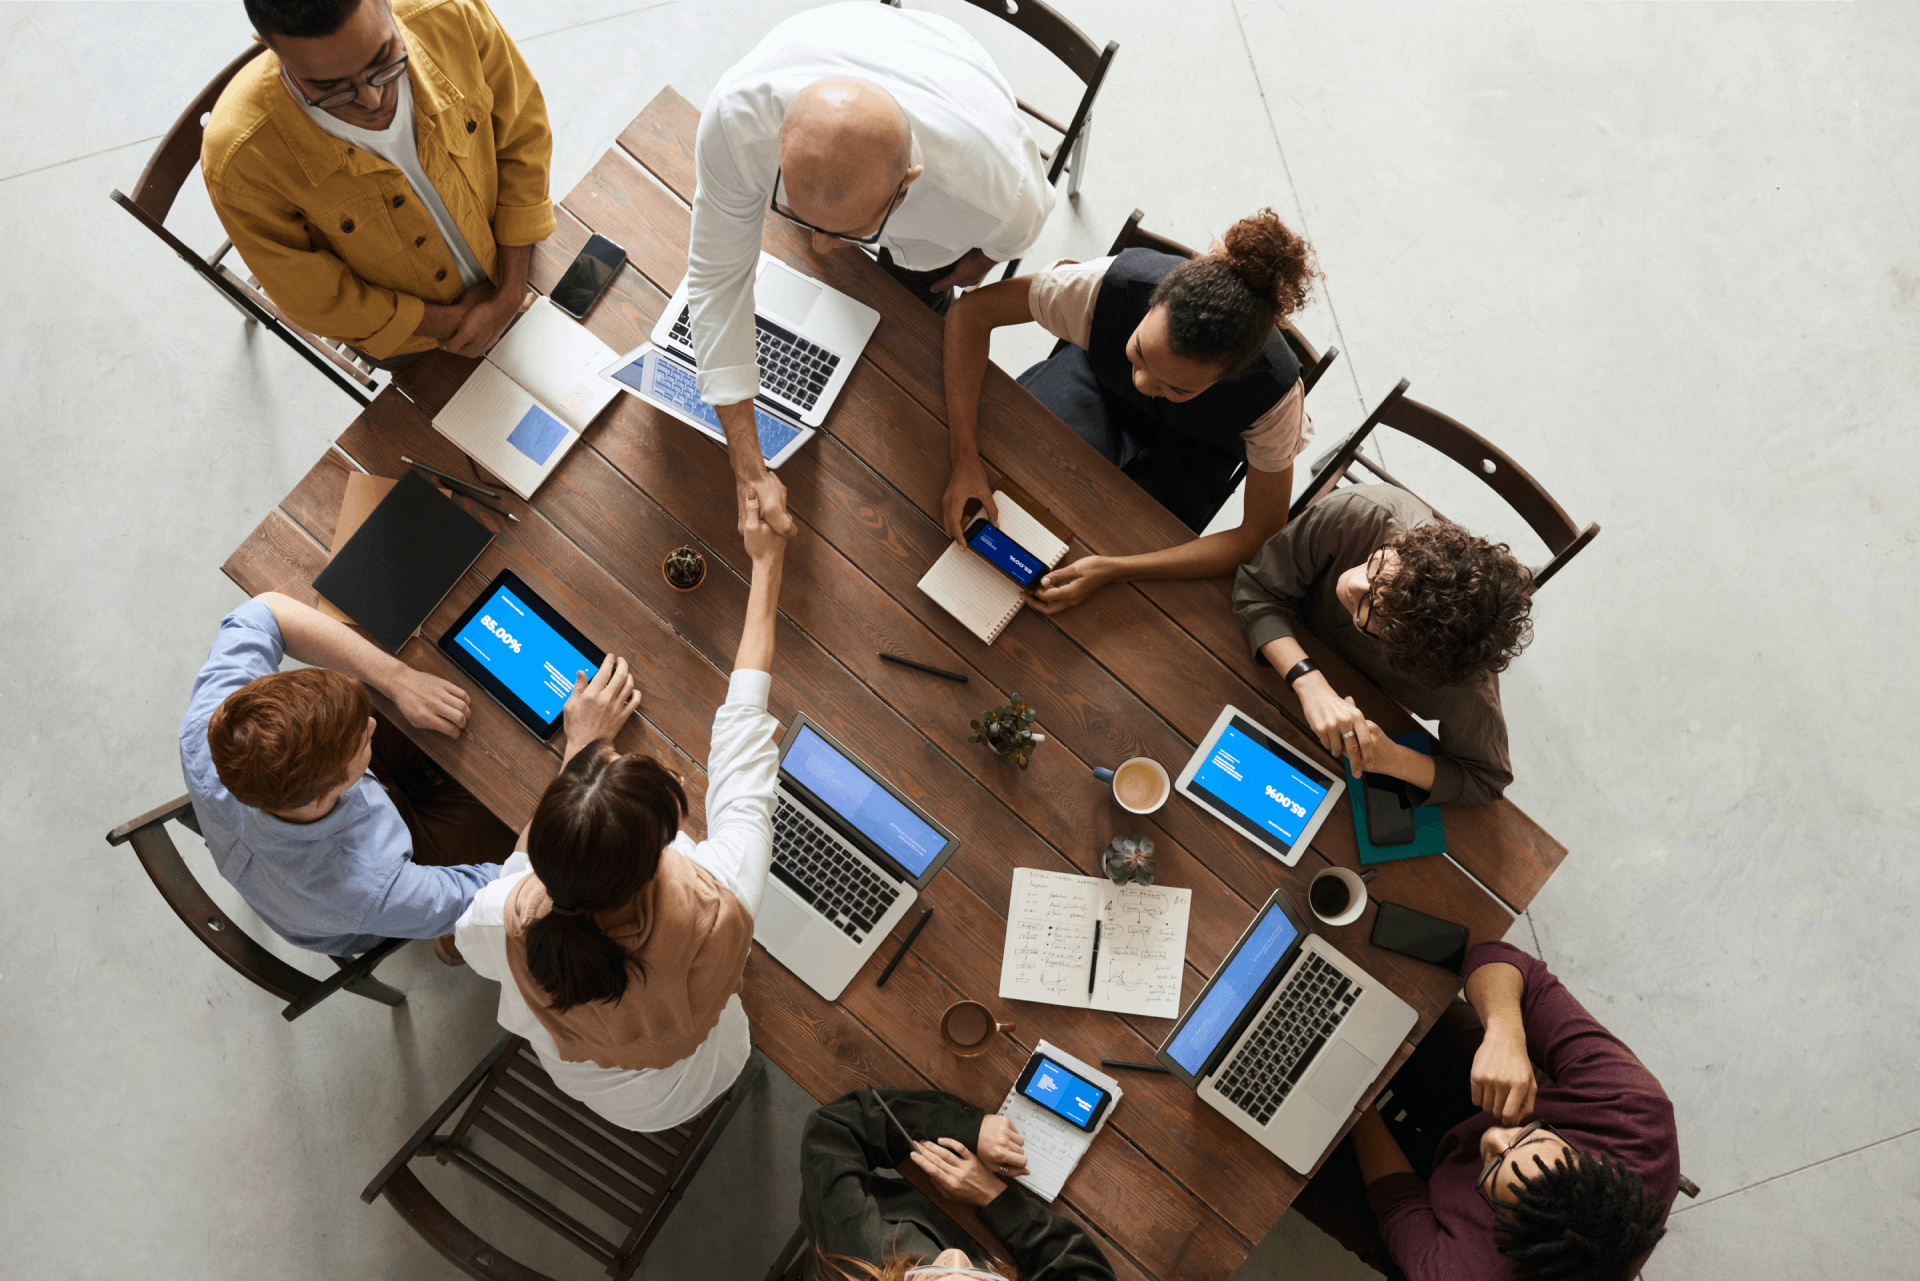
[312,470,494,653]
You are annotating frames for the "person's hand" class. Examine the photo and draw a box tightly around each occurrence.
[910,1136,1007,1207]
[1296,676,1369,760]
[736,468,797,539]
[974,1114,1030,1179]
[942,455,998,541]
[561,655,642,755]
[1470,1017,1537,1125]
[928,248,996,293]
[441,283,530,358]
[1344,715,1395,779]
[740,493,788,565]
[388,668,470,737]
[1026,556,1112,615]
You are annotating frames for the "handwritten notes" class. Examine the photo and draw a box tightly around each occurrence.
[997,1041,1122,1202]
[999,868,1192,1018]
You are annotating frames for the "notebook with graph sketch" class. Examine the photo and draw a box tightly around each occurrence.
[916,491,1070,644]
[998,868,1192,1019]
[430,297,619,499]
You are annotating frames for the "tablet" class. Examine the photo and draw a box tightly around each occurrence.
[1175,705,1346,867]
[438,569,606,742]
[601,343,816,469]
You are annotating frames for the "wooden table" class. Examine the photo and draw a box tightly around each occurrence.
[223,89,1567,1281]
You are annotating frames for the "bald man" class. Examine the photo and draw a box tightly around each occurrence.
[688,1,1054,535]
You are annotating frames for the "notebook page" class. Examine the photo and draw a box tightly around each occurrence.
[996,1041,1121,1202]
[999,867,1102,1009]
[989,490,1069,567]
[917,544,1024,645]
[1092,881,1192,1018]
[488,297,618,433]
[432,362,577,500]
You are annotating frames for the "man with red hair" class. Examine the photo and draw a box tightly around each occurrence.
[180,593,512,958]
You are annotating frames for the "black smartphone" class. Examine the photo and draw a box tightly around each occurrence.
[551,233,626,319]
[1014,1052,1113,1132]
[1363,771,1417,845]
[1370,901,1471,973]
[963,515,1048,590]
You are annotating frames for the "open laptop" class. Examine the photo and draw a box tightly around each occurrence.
[1156,889,1417,1173]
[651,252,879,428]
[754,714,959,1001]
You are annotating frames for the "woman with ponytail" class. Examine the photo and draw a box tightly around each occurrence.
[941,208,1321,612]
[454,497,789,1131]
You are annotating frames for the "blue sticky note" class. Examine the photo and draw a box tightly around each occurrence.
[506,404,567,465]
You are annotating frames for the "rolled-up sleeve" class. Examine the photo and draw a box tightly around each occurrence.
[686,668,780,914]
[471,0,553,246]
[686,105,768,407]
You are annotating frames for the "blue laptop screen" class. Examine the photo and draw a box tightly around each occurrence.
[612,348,802,462]
[784,725,946,878]
[450,584,598,725]
[1165,903,1300,1076]
[1186,717,1331,854]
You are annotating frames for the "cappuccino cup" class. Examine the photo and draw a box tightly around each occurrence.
[1096,757,1170,814]
[941,1000,1014,1057]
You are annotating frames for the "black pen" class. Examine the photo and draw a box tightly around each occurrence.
[875,907,934,987]
[1087,919,1101,996]
[879,652,968,683]
[449,487,519,523]
[1101,1060,1171,1074]
[402,456,502,499]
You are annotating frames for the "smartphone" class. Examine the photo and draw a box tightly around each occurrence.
[1015,1053,1113,1132]
[963,516,1048,590]
[1363,771,1417,845]
[551,233,626,319]
[1370,901,1471,973]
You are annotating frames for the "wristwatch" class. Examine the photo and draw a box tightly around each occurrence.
[1282,658,1318,689]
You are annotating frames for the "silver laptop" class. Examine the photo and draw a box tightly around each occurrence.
[1156,889,1417,1173]
[754,714,959,1001]
[651,252,879,428]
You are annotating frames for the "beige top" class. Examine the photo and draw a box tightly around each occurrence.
[1026,256,1313,472]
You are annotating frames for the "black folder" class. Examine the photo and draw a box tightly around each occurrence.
[312,470,494,653]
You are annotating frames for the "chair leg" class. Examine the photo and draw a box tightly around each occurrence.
[1067,115,1091,200]
[282,936,409,1020]
[762,1225,809,1281]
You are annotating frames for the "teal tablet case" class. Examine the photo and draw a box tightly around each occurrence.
[1344,729,1447,865]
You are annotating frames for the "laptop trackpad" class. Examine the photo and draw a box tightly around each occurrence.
[755,886,813,952]
[1304,1040,1378,1114]
[758,262,823,328]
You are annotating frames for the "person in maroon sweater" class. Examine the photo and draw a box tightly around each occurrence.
[1292,942,1679,1280]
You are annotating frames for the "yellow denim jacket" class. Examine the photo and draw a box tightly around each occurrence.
[202,0,553,358]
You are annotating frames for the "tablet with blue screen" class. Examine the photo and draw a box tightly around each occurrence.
[602,343,816,468]
[438,568,607,742]
[1175,704,1346,867]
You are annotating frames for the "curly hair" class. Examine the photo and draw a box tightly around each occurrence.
[1148,208,1320,379]
[1495,1150,1668,1280]
[1367,521,1534,688]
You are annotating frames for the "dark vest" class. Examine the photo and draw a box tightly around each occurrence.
[1085,248,1301,459]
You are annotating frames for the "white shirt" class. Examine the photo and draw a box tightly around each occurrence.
[300,72,488,290]
[688,1,1055,406]
[456,669,780,1132]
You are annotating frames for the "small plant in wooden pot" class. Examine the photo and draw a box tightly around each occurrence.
[968,693,1044,769]
[1102,834,1157,886]
[662,546,707,592]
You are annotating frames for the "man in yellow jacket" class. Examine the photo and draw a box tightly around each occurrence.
[205,0,553,364]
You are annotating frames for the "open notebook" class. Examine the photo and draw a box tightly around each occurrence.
[998,867,1192,1019]
[431,297,618,499]
[995,1041,1121,1202]
[916,491,1070,644]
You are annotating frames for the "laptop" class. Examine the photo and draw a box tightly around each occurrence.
[1155,889,1417,1173]
[754,714,960,1001]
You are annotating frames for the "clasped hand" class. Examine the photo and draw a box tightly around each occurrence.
[1296,677,1390,777]
[440,282,528,359]
[1469,1019,1537,1125]
[908,1114,1028,1207]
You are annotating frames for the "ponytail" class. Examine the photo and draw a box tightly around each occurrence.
[1147,207,1320,380]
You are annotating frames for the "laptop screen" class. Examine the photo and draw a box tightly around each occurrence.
[783,725,947,878]
[1185,716,1332,856]
[1164,901,1300,1077]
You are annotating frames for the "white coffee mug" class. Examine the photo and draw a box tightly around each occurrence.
[1101,756,1170,814]
[1308,866,1367,927]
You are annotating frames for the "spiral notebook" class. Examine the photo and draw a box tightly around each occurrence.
[916,491,1070,644]
[995,1041,1121,1202]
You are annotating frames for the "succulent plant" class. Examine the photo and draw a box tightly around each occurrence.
[663,546,706,590]
[968,692,1045,769]
[1102,834,1157,886]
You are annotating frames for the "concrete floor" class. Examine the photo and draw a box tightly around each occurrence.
[3,2,1917,1277]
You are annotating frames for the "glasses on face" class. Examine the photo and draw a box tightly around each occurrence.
[285,49,409,110]
[1476,1121,1568,1205]
[903,1269,1009,1281]
[1353,549,1389,637]
[769,167,906,246]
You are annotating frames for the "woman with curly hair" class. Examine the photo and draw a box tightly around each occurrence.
[1233,484,1535,804]
[941,208,1322,613]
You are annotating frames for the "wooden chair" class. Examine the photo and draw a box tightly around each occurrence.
[106,795,409,1021]
[363,1035,765,1281]
[109,45,379,405]
[885,0,1119,279]
[1290,379,1600,590]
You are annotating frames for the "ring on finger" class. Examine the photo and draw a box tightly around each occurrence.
[1342,730,1357,739]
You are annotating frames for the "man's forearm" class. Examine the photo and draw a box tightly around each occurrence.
[1466,960,1528,1035]
[1351,1107,1416,1186]
[494,242,532,296]
[718,399,770,480]
[255,592,409,695]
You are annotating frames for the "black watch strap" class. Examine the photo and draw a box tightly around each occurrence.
[1283,658,1318,688]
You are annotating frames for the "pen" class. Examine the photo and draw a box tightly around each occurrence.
[449,488,519,523]
[875,907,934,987]
[1087,919,1101,996]
[1101,1060,1171,1074]
[402,457,502,499]
[879,652,968,683]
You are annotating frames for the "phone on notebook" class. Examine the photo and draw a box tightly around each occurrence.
[1363,772,1418,845]
[1015,1052,1113,1132]
[1370,901,1471,973]
[551,233,626,319]
[964,515,1049,590]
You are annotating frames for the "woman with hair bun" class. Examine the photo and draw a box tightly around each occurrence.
[941,208,1321,613]
[454,498,789,1130]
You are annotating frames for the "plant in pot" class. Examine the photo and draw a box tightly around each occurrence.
[968,693,1044,769]
[1102,834,1156,886]
[662,546,707,592]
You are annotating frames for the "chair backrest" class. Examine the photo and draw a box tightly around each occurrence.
[123,44,266,223]
[1291,378,1600,589]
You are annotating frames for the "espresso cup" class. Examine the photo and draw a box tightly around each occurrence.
[1095,756,1171,815]
[940,1000,1015,1057]
[1308,866,1367,927]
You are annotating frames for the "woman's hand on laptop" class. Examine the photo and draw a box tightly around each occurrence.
[388,668,472,737]
[911,1136,1008,1207]
[560,656,642,764]
[975,1114,1030,1178]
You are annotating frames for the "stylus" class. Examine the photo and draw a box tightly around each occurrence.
[875,907,934,988]
[1100,1061,1171,1074]
[402,457,503,499]
[879,652,968,683]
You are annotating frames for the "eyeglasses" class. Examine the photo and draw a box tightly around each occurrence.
[1476,1121,1568,1205]
[1354,549,1389,637]
[769,166,907,246]
[284,50,410,110]
[903,1269,1009,1281]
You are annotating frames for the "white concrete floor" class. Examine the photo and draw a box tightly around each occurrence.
[3,2,1916,1277]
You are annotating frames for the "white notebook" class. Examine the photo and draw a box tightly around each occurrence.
[430,297,618,499]
[998,867,1192,1019]
[916,491,1070,644]
[996,1041,1121,1202]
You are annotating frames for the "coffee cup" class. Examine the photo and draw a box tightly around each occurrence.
[940,1000,1014,1057]
[1308,866,1367,927]
[1094,757,1170,815]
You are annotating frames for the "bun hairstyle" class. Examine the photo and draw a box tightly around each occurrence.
[1147,208,1320,380]
[524,744,688,1011]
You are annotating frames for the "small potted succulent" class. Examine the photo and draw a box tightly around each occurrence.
[1102,834,1157,886]
[969,693,1045,769]
[662,546,707,592]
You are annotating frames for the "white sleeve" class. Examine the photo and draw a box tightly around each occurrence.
[454,861,531,984]
[978,137,1055,263]
[686,669,780,916]
[686,100,768,409]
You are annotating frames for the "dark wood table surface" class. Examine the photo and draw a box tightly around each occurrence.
[222,88,1567,1281]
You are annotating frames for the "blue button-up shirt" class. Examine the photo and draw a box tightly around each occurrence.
[179,603,501,955]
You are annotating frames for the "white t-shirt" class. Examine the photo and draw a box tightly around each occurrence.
[300,72,487,290]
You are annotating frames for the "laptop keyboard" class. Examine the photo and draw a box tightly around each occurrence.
[1214,951,1361,1126]
[769,796,900,941]
[667,306,841,411]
